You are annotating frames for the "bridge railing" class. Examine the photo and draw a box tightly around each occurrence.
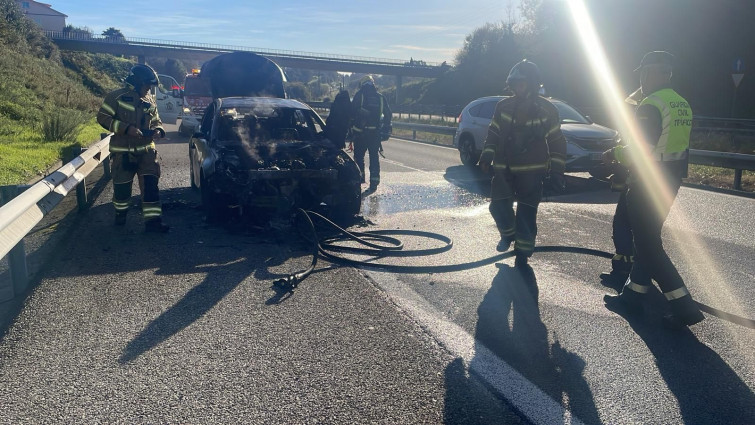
[0,135,112,302]
[45,31,443,68]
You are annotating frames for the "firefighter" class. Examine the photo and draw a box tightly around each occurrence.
[350,75,392,191]
[325,89,352,149]
[97,64,169,233]
[478,60,567,267]
[603,51,704,327]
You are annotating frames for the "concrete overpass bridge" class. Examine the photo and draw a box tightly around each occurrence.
[46,31,449,101]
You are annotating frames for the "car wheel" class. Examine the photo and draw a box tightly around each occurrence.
[189,154,198,190]
[200,172,222,221]
[459,136,479,167]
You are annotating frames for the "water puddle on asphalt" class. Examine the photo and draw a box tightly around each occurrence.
[360,183,488,216]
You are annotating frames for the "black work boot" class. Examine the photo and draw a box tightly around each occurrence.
[600,270,630,289]
[604,287,645,315]
[114,212,127,226]
[514,253,529,268]
[663,296,705,328]
[496,237,513,252]
[145,217,170,233]
[369,183,378,192]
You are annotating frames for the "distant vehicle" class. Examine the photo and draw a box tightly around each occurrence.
[153,74,183,125]
[453,96,620,177]
[188,52,362,221]
[179,69,213,135]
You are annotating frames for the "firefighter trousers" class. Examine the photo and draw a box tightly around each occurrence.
[353,130,381,187]
[611,189,634,274]
[625,175,688,295]
[489,171,544,257]
[111,150,163,220]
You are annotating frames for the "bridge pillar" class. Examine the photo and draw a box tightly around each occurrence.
[395,75,403,105]
[137,55,146,64]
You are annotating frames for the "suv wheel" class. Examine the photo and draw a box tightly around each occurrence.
[459,136,479,167]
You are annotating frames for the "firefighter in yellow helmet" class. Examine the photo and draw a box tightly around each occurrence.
[478,59,567,268]
[97,64,169,233]
[603,51,704,327]
[350,75,392,191]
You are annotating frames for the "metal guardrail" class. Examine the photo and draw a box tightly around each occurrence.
[0,135,112,301]
[391,122,755,190]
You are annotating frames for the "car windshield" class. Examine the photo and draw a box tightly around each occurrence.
[552,101,591,124]
[184,77,211,97]
[215,106,324,144]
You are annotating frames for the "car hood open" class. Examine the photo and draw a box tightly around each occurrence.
[200,52,287,99]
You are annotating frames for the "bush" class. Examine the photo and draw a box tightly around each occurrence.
[41,109,87,142]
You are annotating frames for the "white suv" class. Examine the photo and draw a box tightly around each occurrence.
[453,96,620,177]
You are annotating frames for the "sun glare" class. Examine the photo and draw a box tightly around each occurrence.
[565,0,752,357]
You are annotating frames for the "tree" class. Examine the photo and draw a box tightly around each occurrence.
[102,27,125,40]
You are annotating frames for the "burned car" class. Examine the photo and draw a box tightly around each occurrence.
[188,52,362,221]
[189,97,362,220]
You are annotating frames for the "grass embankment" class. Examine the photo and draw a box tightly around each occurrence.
[0,32,130,185]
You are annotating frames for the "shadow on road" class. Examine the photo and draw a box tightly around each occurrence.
[611,302,755,424]
[447,263,603,424]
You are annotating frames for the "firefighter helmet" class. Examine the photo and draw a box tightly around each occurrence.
[360,75,375,87]
[126,64,159,88]
[506,59,542,94]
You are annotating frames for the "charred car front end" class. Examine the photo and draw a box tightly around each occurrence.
[190,97,361,221]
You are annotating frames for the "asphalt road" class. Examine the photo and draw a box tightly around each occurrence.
[1,124,754,424]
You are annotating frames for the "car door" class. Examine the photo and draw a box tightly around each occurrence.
[153,74,181,124]
[472,100,498,151]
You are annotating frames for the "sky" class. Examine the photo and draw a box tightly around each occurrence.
[54,0,522,64]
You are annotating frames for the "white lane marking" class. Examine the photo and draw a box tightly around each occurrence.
[366,270,586,425]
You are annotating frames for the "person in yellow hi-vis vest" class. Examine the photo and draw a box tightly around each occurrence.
[603,51,704,327]
[97,64,169,233]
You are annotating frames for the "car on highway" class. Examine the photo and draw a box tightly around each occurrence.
[453,96,620,177]
[188,52,362,222]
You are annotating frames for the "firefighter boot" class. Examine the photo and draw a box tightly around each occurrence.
[114,211,127,226]
[600,255,632,287]
[145,217,170,233]
[496,237,513,252]
[663,295,704,328]
[603,284,645,315]
[514,253,529,268]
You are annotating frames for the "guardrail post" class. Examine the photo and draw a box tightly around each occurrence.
[412,130,417,140]
[101,133,111,179]
[0,185,29,299]
[71,145,88,211]
[734,169,743,190]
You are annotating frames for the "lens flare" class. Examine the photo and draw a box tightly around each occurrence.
[565,0,752,353]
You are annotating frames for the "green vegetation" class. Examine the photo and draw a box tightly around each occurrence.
[0,0,128,185]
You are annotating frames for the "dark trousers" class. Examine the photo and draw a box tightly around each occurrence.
[489,172,544,257]
[353,131,381,186]
[626,175,684,292]
[611,189,634,274]
[112,150,162,220]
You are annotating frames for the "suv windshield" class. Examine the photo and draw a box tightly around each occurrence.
[552,101,591,124]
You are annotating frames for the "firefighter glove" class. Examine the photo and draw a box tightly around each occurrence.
[549,173,566,193]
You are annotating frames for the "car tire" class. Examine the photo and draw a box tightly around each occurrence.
[200,172,223,222]
[459,136,479,167]
[189,154,198,190]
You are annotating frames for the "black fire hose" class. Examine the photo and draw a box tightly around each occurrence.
[273,209,755,329]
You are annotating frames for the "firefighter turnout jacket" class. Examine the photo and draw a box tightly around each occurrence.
[479,96,567,175]
[350,85,391,134]
[97,85,165,153]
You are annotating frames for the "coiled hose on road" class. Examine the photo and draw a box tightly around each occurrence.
[273,209,755,329]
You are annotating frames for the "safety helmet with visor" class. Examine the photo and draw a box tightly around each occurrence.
[506,59,542,96]
[126,64,160,89]
[360,75,375,88]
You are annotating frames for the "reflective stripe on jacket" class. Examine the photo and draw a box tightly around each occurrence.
[97,86,164,151]
[480,96,567,174]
